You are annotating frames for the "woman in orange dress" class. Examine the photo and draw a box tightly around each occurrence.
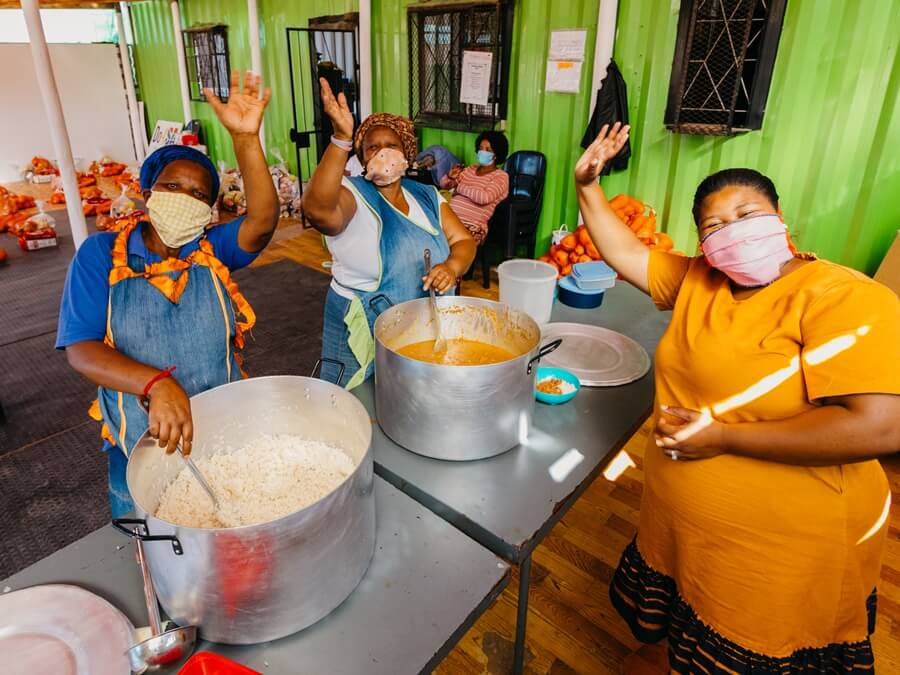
[576,123,900,672]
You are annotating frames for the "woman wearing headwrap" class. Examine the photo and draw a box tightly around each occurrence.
[56,71,278,517]
[303,79,476,389]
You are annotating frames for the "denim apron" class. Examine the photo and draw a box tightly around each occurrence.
[95,221,254,517]
[321,177,452,388]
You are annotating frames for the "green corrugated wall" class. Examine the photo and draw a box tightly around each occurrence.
[130,0,900,273]
[606,0,900,274]
[371,0,602,257]
[129,0,355,169]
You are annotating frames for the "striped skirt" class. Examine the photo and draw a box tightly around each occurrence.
[610,539,877,674]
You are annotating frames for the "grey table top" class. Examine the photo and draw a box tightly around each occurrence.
[358,282,670,562]
[1,477,510,675]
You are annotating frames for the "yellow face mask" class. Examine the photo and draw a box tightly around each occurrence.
[146,190,212,248]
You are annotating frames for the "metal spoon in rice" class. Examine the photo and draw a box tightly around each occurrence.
[139,398,236,526]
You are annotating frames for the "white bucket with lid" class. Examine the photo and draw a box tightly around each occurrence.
[498,259,558,325]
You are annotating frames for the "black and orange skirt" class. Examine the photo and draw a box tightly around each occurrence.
[610,539,877,674]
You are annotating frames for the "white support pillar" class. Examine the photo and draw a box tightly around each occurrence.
[358,0,372,118]
[170,0,193,125]
[120,1,146,157]
[579,0,619,225]
[116,6,145,162]
[588,0,619,114]
[247,0,266,152]
[21,0,89,249]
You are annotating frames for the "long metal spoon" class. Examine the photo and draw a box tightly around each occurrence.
[424,248,447,353]
[139,398,222,511]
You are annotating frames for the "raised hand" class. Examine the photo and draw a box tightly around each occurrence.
[205,70,271,137]
[574,122,630,186]
[320,77,355,141]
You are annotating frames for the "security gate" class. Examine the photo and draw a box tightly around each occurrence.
[286,26,361,197]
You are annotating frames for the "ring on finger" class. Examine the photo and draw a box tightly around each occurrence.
[669,450,679,461]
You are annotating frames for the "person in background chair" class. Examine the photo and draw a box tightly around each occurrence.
[441,131,510,245]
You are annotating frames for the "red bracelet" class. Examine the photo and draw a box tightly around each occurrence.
[142,366,176,398]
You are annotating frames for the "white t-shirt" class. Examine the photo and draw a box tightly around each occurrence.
[327,178,446,299]
[344,155,364,177]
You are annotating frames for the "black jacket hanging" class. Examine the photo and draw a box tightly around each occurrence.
[581,59,631,176]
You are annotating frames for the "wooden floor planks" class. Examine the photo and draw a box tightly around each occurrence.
[256,226,900,674]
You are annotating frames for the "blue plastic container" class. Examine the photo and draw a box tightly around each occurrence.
[558,274,605,309]
[571,261,617,291]
[534,366,581,405]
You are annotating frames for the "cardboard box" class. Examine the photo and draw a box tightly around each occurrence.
[874,230,900,296]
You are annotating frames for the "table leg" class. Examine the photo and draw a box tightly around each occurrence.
[513,553,531,675]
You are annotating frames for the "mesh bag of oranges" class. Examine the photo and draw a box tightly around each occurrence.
[539,194,678,277]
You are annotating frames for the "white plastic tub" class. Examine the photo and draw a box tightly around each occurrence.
[498,259,558,324]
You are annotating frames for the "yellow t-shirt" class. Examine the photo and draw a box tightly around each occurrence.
[637,251,900,656]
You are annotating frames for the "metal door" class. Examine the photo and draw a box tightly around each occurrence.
[286,27,360,196]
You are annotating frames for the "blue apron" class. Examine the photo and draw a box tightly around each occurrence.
[99,223,242,517]
[321,177,452,388]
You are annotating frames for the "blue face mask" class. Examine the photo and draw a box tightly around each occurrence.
[476,150,495,166]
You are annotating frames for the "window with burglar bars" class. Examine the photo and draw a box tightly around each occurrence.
[408,2,513,131]
[664,0,786,135]
[183,24,230,102]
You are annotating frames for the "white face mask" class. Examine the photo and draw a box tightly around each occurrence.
[700,213,794,287]
[146,191,212,248]
[364,148,408,186]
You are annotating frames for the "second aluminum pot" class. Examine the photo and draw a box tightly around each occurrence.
[114,375,375,645]
[374,296,560,461]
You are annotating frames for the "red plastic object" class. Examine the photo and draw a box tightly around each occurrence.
[178,652,261,675]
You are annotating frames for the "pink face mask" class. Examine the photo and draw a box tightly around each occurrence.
[364,148,408,186]
[700,213,795,288]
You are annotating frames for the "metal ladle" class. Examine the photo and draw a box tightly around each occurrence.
[127,531,197,673]
[423,248,447,353]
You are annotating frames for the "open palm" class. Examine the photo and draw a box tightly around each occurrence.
[574,122,630,185]
[319,77,355,141]
[205,70,271,136]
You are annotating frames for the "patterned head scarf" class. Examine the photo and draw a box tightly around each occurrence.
[354,113,418,165]
[140,145,219,204]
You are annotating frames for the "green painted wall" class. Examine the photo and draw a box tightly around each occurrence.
[606,0,900,274]
[131,0,900,273]
[371,0,602,256]
[130,0,355,170]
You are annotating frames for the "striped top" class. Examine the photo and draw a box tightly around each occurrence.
[441,166,509,244]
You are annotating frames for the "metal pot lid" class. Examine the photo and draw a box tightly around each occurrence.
[539,323,651,387]
[0,584,135,675]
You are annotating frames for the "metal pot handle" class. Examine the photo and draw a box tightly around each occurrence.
[527,339,563,375]
[112,517,184,555]
[311,358,346,384]
[368,294,394,315]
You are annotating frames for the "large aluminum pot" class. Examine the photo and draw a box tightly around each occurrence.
[374,296,560,461]
[114,375,375,645]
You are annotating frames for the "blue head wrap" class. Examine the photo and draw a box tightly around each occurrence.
[139,145,219,203]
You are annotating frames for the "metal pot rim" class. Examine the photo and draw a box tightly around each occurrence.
[374,296,542,367]
[128,375,373,532]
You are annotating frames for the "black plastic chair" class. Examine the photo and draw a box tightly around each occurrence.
[477,150,547,288]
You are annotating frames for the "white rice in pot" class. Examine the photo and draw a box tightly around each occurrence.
[155,434,356,529]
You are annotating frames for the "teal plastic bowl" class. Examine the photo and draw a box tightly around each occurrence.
[534,366,581,405]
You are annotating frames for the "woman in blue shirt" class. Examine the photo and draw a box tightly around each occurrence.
[56,71,279,517]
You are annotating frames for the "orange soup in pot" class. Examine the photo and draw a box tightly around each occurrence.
[396,339,515,366]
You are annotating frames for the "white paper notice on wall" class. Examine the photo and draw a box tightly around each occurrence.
[545,60,583,94]
[548,30,588,61]
[460,50,494,106]
[147,120,184,154]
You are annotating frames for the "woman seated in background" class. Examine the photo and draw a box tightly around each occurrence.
[416,144,462,186]
[56,72,278,517]
[302,79,475,389]
[577,122,900,673]
[441,131,510,245]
